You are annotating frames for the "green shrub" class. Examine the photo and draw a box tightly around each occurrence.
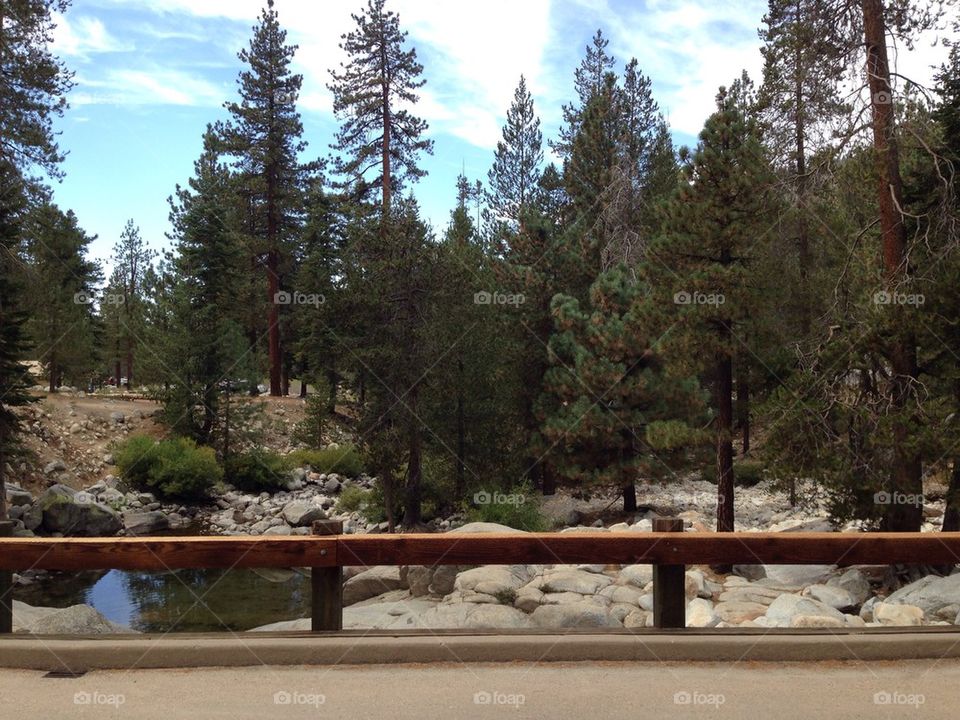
[464,483,550,531]
[286,444,365,477]
[225,448,290,493]
[114,434,221,501]
[337,484,371,514]
[734,459,765,487]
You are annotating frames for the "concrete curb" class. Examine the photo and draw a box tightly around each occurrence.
[3,629,960,670]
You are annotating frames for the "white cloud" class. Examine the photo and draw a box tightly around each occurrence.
[73,68,225,106]
[107,0,552,149]
[53,13,132,58]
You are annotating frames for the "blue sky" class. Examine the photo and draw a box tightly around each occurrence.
[48,0,952,267]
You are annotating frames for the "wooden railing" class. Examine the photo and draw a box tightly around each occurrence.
[1,518,959,633]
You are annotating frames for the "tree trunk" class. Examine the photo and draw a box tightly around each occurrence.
[280,357,290,397]
[455,355,465,499]
[380,43,392,217]
[716,325,736,532]
[382,467,396,533]
[403,387,422,528]
[943,459,960,532]
[125,346,133,390]
[862,0,922,532]
[114,358,121,387]
[0,425,7,520]
[48,363,57,394]
[794,21,812,338]
[736,367,750,456]
[326,365,338,414]
[267,249,282,396]
[299,380,307,398]
[622,482,637,513]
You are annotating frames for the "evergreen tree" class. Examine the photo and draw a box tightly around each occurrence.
[328,0,433,216]
[486,76,543,231]
[22,202,101,392]
[645,80,775,531]
[219,0,305,397]
[111,219,154,389]
[0,0,74,518]
[552,29,616,160]
[163,131,249,445]
[540,266,707,512]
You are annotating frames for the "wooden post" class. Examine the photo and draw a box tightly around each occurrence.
[311,519,342,631]
[0,521,13,634]
[652,517,685,629]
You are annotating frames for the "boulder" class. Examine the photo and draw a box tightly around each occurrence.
[883,573,960,616]
[874,602,924,626]
[43,460,66,475]
[539,568,613,595]
[15,602,135,634]
[826,568,871,606]
[280,500,326,527]
[790,614,847,629]
[109,411,125,424]
[801,584,857,611]
[420,603,533,629]
[686,598,717,628]
[531,601,622,628]
[764,594,846,628]
[39,484,121,537]
[618,564,653,588]
[761,565,835,588]
[342,566,405,606]
[732,564,766,581]
[718,584,781,606]
[713,601,768,624]
[448,521,526,534]
[454,565,534,597]
[263,524,293,536]
[121,510,169,535]
[4,484,32,507]
[623,609,651,628]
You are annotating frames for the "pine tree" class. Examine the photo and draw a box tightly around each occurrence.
[486,76,543,231]
[0,0,74,518]
[540,266,707,512]
[22,202,101,392]
[328,0,433,216]
[111,219,154,389]
[163,131,248,444]
[552,29,616,160]
[220,0,305,397]
[645,80,775,531]
[759,0,847,340]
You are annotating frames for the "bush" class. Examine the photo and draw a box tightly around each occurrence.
[336,484,371,514]
[225,448,290,493]
[114,434,222,501]
[286,444,365,477]
[464,483,550,531]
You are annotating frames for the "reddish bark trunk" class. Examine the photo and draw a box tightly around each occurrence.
[716,325,735,532]
[862,0,922,532]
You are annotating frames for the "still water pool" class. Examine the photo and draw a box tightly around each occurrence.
[14,566,312,632]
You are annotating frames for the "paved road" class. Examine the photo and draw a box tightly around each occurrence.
[1,659,955,719]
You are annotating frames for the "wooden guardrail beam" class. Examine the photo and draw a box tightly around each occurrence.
[336,531,960,567]
[0,536,339,571]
